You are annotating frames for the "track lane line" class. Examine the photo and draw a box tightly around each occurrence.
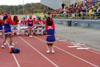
[19,36,59,67]
[13,36,55,67]
[22,36,97,67]
[6,41,21,67]
[34,36,99,67]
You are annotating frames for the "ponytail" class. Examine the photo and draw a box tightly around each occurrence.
[3,14,8,21]
[46,17,53,26]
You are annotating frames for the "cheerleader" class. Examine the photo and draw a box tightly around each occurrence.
[0,17,4,37]
[1,13,15,48]
[13,15,19,25]
[27,15,34,37]
[21,17,28,36]
[21,17,27,26]
[33,18,36,23]
[45,12,56,53]
[33,18,38,35]
[13,15,19,35]
[37,17,44,35]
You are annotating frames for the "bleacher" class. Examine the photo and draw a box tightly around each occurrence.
[53,0,100,19]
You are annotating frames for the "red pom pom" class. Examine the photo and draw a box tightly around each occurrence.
[14,32,17,35]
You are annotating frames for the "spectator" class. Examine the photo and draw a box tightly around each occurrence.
[89,8,92,16]
[81,6,86,19]
[53,0,100,19]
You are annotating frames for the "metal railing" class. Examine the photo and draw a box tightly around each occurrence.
[52,12,100,20]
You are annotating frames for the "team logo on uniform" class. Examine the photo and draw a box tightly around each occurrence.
[29,20,33,24]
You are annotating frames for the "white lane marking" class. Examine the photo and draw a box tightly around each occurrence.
[68,45,81,48]
[74,43,85,46]
[77,47,89,50]
[34,37,99,67]
[58,39,100,55]
[59,40,67,42]
[6,41,21,67]
[19,37,59,67]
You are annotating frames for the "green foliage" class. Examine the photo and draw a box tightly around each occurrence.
[0,3,49,15]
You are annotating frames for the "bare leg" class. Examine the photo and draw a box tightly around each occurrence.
[49,44,53,51]
[29,28,32,37]
[46,43,54,53]
[2,30,4,37]
[9,34,13,46]
[47,43,50,50]
[46,43,50,53]
[30,28,32,35]
[29,28,31,35]
[3,34,8,44]
[1,34,8,48]
[51,44,55,53]
[47,43,55,53]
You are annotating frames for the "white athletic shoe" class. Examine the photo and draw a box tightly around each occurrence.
[1,45,5,48]
[29,35,32,38]
[9,45,14,49]
[46,50,50,54]
[26,33,29,36]
[4,43,7,46]
[12,43,15,46]
[51,50,55,54]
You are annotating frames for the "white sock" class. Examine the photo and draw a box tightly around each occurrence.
[12,43,15,46]
[9,45,14,49]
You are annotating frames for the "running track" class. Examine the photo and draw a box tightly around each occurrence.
[0,35,100,67]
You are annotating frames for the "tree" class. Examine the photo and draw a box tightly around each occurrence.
[0,3,51,14]
[25,10,30,14]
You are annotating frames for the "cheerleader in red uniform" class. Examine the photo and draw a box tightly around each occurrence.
[27,15,34,37]
[45,12,56,53]
[33,18,38,35]
[21,17,28,35]
[21,17,27,26]
[0,17,4,37]
[33,18,36,23]
[36,17,44,35]
[1,13,15,48]
[13,15,19,25]
[13,15,19,35]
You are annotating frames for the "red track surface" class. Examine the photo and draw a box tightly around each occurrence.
[0,35,100,67]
